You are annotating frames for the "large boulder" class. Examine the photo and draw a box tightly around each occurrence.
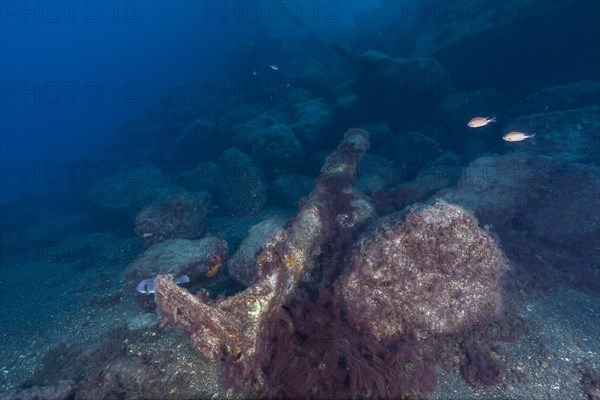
[170,118,217,168]
[503,105,600,164]
[226,215,288,286]
[353,51,449,124]
[88,165,181,213]
[393,131,443,180]
[290,98,334,146]
[218,148,268,216]
[411,2,599,84]
[269,174,314,207]
[437,153,556,226]
[123,237,227,307]
[521,163,600,255]
[175,162,221,197]
[230,110,292,149]
[134,192,212,249]
[358,121,395,158]
[355,154,401,196]
[508,80,600,118]
[249,123,305,176]
[389,151,463,212]
[289,57,332,95]
[336,201,509,340]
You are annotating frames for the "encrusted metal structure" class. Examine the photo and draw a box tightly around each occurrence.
[155,128,371,388]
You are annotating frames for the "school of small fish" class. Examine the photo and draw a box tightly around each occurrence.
[467,116,535,142]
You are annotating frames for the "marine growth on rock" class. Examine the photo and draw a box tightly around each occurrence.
[154,128,510,398]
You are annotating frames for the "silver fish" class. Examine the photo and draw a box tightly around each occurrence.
[503,131,535,142]
[136,274,190,294]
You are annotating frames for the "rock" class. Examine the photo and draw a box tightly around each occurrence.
[290,98,333,146]
[154,128,372,393]
[226,215,289,286]
[134,192,212,249]
[353,51,449,124]
[411,2,598,84]
[127,313,161,331]
[88,165,181,213]
[289,57,331,95]
[391,151,463,211]
[123,237,227,306]
[249,123,305,177]
[501,81,600,165]
[230,110,292,150]
[336,94,358,110]
[0,380,75,400]
[171,118,217,167]
[228,111,306,176]
[355,154,401,195]
[269,174,314,207]
[216,104,267,134]
[522,163,600,251]
[393,131,443,181]
[352,27,390,55]
[358,121,395,158]
[175,162,221,196]
[504,105,600,164]
[437,153,556,226]
[218,148,268,216]
[336,201,509,340]
[508,80,600,118]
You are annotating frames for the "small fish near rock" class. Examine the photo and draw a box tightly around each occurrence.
[503,131,536,142]
[137,274,190,295]
[467,117,496,128]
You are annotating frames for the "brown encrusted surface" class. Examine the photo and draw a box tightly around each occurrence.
[154,128,370,390]
[336,200,510,341]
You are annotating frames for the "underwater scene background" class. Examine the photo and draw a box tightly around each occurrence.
[1,1,599,399]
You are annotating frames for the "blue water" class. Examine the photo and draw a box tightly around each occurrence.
[1,1,599,399]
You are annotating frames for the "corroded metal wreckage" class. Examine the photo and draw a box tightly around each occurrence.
[155,128,372,389]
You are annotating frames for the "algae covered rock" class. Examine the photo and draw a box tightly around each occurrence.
[268,174,314,207]
[290,98,333,146]
[437,153,556,226]
[249,123,305,176]
[88,165,180,213]
[508,80,600,118]
[218,147,267,216]
[170,118,218,168]
[123,237,227,305]
[226,215,289,286]
[336,201,509,341]
[134,192,212,249]
[353,51,449,123]
[175,162,221,196]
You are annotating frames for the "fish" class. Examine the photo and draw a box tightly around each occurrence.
[467,117,496,128]
[268,64,279,71]
[136,274,190,295]
[503,131,535,142]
